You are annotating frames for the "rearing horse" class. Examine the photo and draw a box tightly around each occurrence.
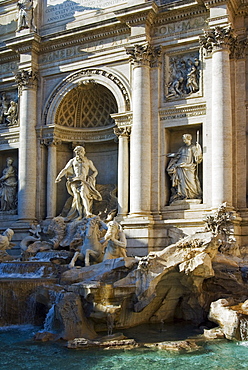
[68,216,107,268]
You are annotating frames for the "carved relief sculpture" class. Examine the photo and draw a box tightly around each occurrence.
[166,54,200,99]
[55,146,102,220]
[5,101,18,126]
[0,158,18,211]
[167,133,202,204]
[16,0,36,32]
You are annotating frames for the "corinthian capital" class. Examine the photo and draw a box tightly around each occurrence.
[200,26,236,54]
[126,43,161,67]
[14,69,38,95]
[114,125,131,138]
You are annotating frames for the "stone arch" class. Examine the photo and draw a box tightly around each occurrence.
[43,67,131,126]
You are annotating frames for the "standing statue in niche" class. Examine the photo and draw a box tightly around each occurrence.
[16,0,36,32]
[0,158,18,211]
[55,146,102,220]
[167,133,202,204]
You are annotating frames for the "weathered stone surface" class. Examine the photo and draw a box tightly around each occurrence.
[145,340,201,352]
[207,298,248,340]
[61,257,138,284]
[55,292,98,340]
[67,337,137,349]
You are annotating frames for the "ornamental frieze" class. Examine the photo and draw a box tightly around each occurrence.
[160,104,206,121]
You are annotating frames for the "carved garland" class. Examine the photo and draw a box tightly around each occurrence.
[43,69,130,125]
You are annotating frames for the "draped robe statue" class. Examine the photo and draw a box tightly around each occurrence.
[167,134,202,204]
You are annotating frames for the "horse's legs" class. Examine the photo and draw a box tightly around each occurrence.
[68,251,80,269]
[85,249,99,266]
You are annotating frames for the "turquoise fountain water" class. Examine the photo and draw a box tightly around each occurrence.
[0,324,248,370]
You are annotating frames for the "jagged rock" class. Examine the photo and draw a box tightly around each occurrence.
[55,291,97,340]
[203,327,225,339]
[208,298,248,340]
[34,331,60,342]
[145,340,201,352]
[61,257,138,284]
[67,336,137,349]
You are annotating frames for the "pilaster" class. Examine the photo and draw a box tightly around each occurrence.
[200,26,235,208]
[114,122,132,217]
[14,69,38,221]
[126,43,160,217]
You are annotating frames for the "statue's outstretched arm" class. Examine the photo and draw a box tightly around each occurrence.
[55,159,73,183]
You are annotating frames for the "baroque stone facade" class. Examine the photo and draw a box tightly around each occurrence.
[0,0,248,255]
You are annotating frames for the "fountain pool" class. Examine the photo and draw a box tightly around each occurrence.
[0,324,248,370]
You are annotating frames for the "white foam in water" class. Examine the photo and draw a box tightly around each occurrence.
[0,266,46,278]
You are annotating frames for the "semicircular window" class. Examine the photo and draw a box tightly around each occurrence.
[55,83,118,128]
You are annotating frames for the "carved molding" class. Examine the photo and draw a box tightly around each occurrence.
[38,124,116,144]
[160,104,206,121]
[43,68,131,126]
[14,69,38,95]
[126,43,161,67]
[200,26,236,55]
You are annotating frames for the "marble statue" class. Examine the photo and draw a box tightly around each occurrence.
[167,134,202,203]
[102,219,127,260]
[55,146,102,220]
[0,228,14,250]
[16,0,35,32]
[5,101,18,126]
[0,93,8,124]
[186,59,199,93]
[68,216,107,268]
[0,157,18,211]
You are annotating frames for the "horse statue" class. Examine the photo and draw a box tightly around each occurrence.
[68,216,107,268]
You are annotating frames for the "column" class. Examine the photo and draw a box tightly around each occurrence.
[114,125,131,216]
[150,46,161,217]
[201,27,235,208]
[126,44,153,217]
[15,69,38,221]
[46,139,60,219]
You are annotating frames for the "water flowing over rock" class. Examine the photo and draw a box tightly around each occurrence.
[1,204,248,343]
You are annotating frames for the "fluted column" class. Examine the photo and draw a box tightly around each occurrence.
[15,69,38,221]
[201,27,235,208]
[126,44,157,217]
[114,125,131,216]
[46,139,61,219]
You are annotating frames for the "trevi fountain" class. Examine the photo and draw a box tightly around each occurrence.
[1,0,248,369]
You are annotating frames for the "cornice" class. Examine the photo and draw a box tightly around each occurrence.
[115,2,158,27]
[202,0,248,15]
[155,4,208,26]
[40,24,130,54]
[5,33,41,55]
